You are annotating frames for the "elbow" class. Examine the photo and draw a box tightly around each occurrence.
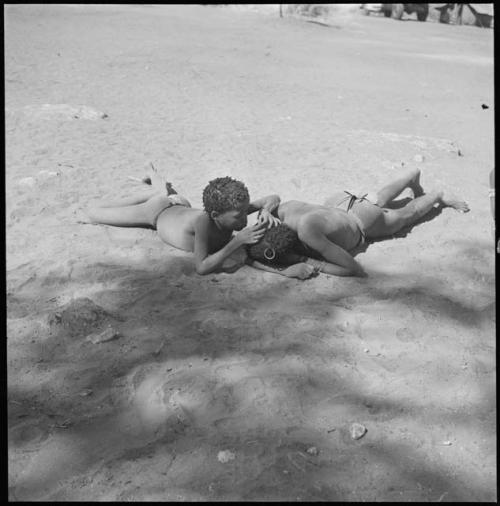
[195,265,209,276]
[195,263,211,276]
[270,194,281,207]
[353,266,367,277]
[340,263,366,277]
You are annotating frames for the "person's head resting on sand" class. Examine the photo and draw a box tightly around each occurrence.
[203,176,250,231]
[247,223,298,264]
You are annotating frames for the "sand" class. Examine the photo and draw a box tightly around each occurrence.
[6,4,495,502]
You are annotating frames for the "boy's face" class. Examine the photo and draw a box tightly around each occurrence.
[214,200,249,231]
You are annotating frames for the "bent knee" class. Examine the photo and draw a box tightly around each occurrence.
[382,210,407,235]
[364,210,403,238]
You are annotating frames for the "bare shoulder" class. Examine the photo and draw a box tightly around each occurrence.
[282,200,308,209]
[297,211,325,233]
[193,210,212,229]
[281,200,318,216]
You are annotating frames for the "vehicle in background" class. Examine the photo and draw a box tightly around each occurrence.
[360,4,388,16]
[360,4,429,22]
[434,3,493,28]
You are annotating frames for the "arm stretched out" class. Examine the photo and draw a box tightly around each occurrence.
[280,252,366,278]
[298,223,366,277]
[247,194,280,215]
[246,258,319,280]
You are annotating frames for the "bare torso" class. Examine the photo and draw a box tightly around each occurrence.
[277,200,362,252]
[155,206,232,253]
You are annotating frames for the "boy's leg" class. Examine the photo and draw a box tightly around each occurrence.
[142,162,179,195]
[142,163,192,206]
[91,190,159,209]
[374,168,424,207]
[86,194,173,228]
[369,191,469,237]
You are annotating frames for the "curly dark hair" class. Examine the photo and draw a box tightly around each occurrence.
[202,176,250,214]
[247,223,298,265]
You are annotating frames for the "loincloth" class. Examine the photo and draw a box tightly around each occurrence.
[153,195,191,228]
[332,191,373,247]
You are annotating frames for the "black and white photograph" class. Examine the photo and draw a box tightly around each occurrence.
[6,3,495,501]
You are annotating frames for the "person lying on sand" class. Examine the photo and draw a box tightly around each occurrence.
[246,168,470,278]
[81,163,281,275]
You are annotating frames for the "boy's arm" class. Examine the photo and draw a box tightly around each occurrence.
[298,227,366,277]
[193,215,265,275]
[247,194,280,215]
[247,195,281,227]
[281,252,365,277]
[303,257,365,277]
[246,258,318,280]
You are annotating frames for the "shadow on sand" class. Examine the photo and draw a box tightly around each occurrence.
[7,237,495,501]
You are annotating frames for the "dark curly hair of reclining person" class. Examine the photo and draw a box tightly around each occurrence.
[247,223,299,265]
[202,176,250,214]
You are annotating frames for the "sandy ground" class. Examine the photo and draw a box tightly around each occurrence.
[6,4,495,502]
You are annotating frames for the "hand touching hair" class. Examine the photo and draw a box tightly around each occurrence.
[247,223,298,264]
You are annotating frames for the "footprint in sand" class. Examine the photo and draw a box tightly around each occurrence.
[9,420,51,450]
[22,104,108,120]
[129,366,226,432]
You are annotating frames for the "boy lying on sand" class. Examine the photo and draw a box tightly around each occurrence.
[82,164,295,276]
[247,168,470,277]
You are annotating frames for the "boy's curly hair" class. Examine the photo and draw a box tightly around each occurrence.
[202,176,250,214]
[247,223,298,265]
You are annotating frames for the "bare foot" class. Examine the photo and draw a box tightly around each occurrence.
[145,162,166,192]
[74,207,96,224]
[440,194,470,213]
[168,194,191,207]
[409,169,425,198]
[143,162,177,195]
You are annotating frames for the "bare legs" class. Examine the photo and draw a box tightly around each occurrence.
[81,163,190,228]
[142,162,191,206]
[84,195,169,228]
[357,168,470,238]
[143,162,178,195]
[374,167,424,206]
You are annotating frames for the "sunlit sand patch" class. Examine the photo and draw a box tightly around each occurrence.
[348,129,460,153]
[404,53,493,66]
[18,104,108,121]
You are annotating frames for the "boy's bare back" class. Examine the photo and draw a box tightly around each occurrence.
[156,205,232,253]
[277,200,361,251]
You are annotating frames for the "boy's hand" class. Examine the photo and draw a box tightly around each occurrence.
[257,209,281,228]
[283,263,319,280]
[235,223,266,245]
